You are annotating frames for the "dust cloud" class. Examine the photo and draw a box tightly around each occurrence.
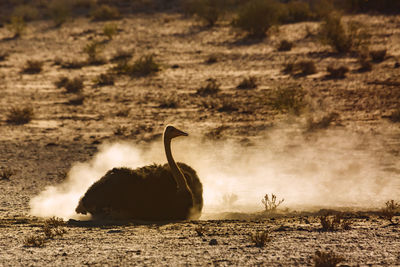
[30,126,399,220]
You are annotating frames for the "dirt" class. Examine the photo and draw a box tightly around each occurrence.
[1,8,400,266]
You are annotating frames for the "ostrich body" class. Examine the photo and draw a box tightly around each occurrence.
[75,126,203,221]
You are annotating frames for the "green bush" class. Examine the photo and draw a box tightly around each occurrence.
[91,4,120,21]
[319,12,368,53]
[232,0,284,38]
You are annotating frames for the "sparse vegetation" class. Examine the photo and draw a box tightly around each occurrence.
[59,59,86,69]
[185,0,223,26]
[48,0,71,27]
[271,85,306,115]
[314,250,345,267]
[7,16,26,37]
[6,107,34,124]
[319,13,368,53]
[196,79,220,96]
[306,112,339,132]
[115,108,130,117]
[277,39,293,51]
[130,55,160,76]
[94,73,114,86]
[194,225,207,237]
[91,4,120,21]
[232,0,284,38]
[64,77,84,93]
[380,200,400,224]
[250,230,271,247]
[237,76,257,89]
[0,168,13,180]
[262,194,284,213]
[114,125,129,136]
[319,214,351,231]
[358,54,372,72]
[54,76,69,88]
[158,97,179,109]
[23,235,46,248]
[12,4,39,22]
[112,49,133,62]
[370,49,386,62]
[103,23,118,40]
[83,41,105,65]
[22,60,43,74]
[326,65,349,79]
[388,108,400,123]
[283,60,317,76]
[67,94,85,105]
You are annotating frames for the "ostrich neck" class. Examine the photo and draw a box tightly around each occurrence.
[164,137,190,192]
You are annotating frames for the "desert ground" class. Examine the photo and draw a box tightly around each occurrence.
[0,1,400,266]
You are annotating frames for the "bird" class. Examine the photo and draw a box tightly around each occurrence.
[75,125,203,221]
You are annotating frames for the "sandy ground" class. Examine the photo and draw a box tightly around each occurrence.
[1,9,400,266]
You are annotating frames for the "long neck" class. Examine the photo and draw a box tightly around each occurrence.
[164,136,191,192]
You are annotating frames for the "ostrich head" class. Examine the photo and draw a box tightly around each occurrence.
[164,125,188,140]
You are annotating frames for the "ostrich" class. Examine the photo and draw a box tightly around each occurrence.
[75,125,203,221]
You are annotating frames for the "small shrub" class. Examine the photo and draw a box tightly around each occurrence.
[114,125,128,136]
[196,79,220,96]
[283,60,316,76]
[22,60,43,74]
[23,235,45,248]
[0,168,13,180]
[67,94,85,105]
[203,126,228,140]
[326,65,349,79]
[83,41,105,64]
[271,85,306,115]
[65,77,84,93]
[194,225,207,237]
[319,13,368,53]
[232,0,284,38]
[306,112,339,132]
[284,0,314,23]
[115,108,130,117]
[370,49,386,62]
[314,250,345,267]
[262,193,284,213]
[205,54,218,64]
[91,4,120,21]
[187,0,223,26]
[250,230,271,247]
[7,16,26,38]
[158,97,179,109]
[94,73,114,86]
[358,55,372,72]
[0,51,9,61]
[111,59,131,74]
[388,108,400,123]
[6,107,34,124]
[237,76,257,89]
[277,39,293,51]
[12,4,39,22]
[130,55,160,76]
[111,49,133,62]
[103,23,118,40]
[217,99,239,113]
[48,0,71,27]
[380,200,400,224]
[319,214,351,231]
[59,59,86,69]
[54,76,69,88]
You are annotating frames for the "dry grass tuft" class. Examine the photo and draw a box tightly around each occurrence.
[23,235,46,248]
[94,73,115,87]
[196,79,220,96]
[326,65,349,79]
[91,4,120,21]
[103,23,118,40]
[369,49,386,62]
[64,77,84,93]
[6,107,34,124]
[277,39,293,51]
[237,76,257,90]
[7,16,26,38]
[319,214,351,231]
[283,60,317,76]
[250,230,271,247]
[83,41,105,65]
[130,55,160,76]
[0,168,14,180]
[22,60,43,74]
[271,85,306,115]
[314,250,345,267]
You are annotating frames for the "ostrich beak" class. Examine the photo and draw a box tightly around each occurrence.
[175,128,188,137]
